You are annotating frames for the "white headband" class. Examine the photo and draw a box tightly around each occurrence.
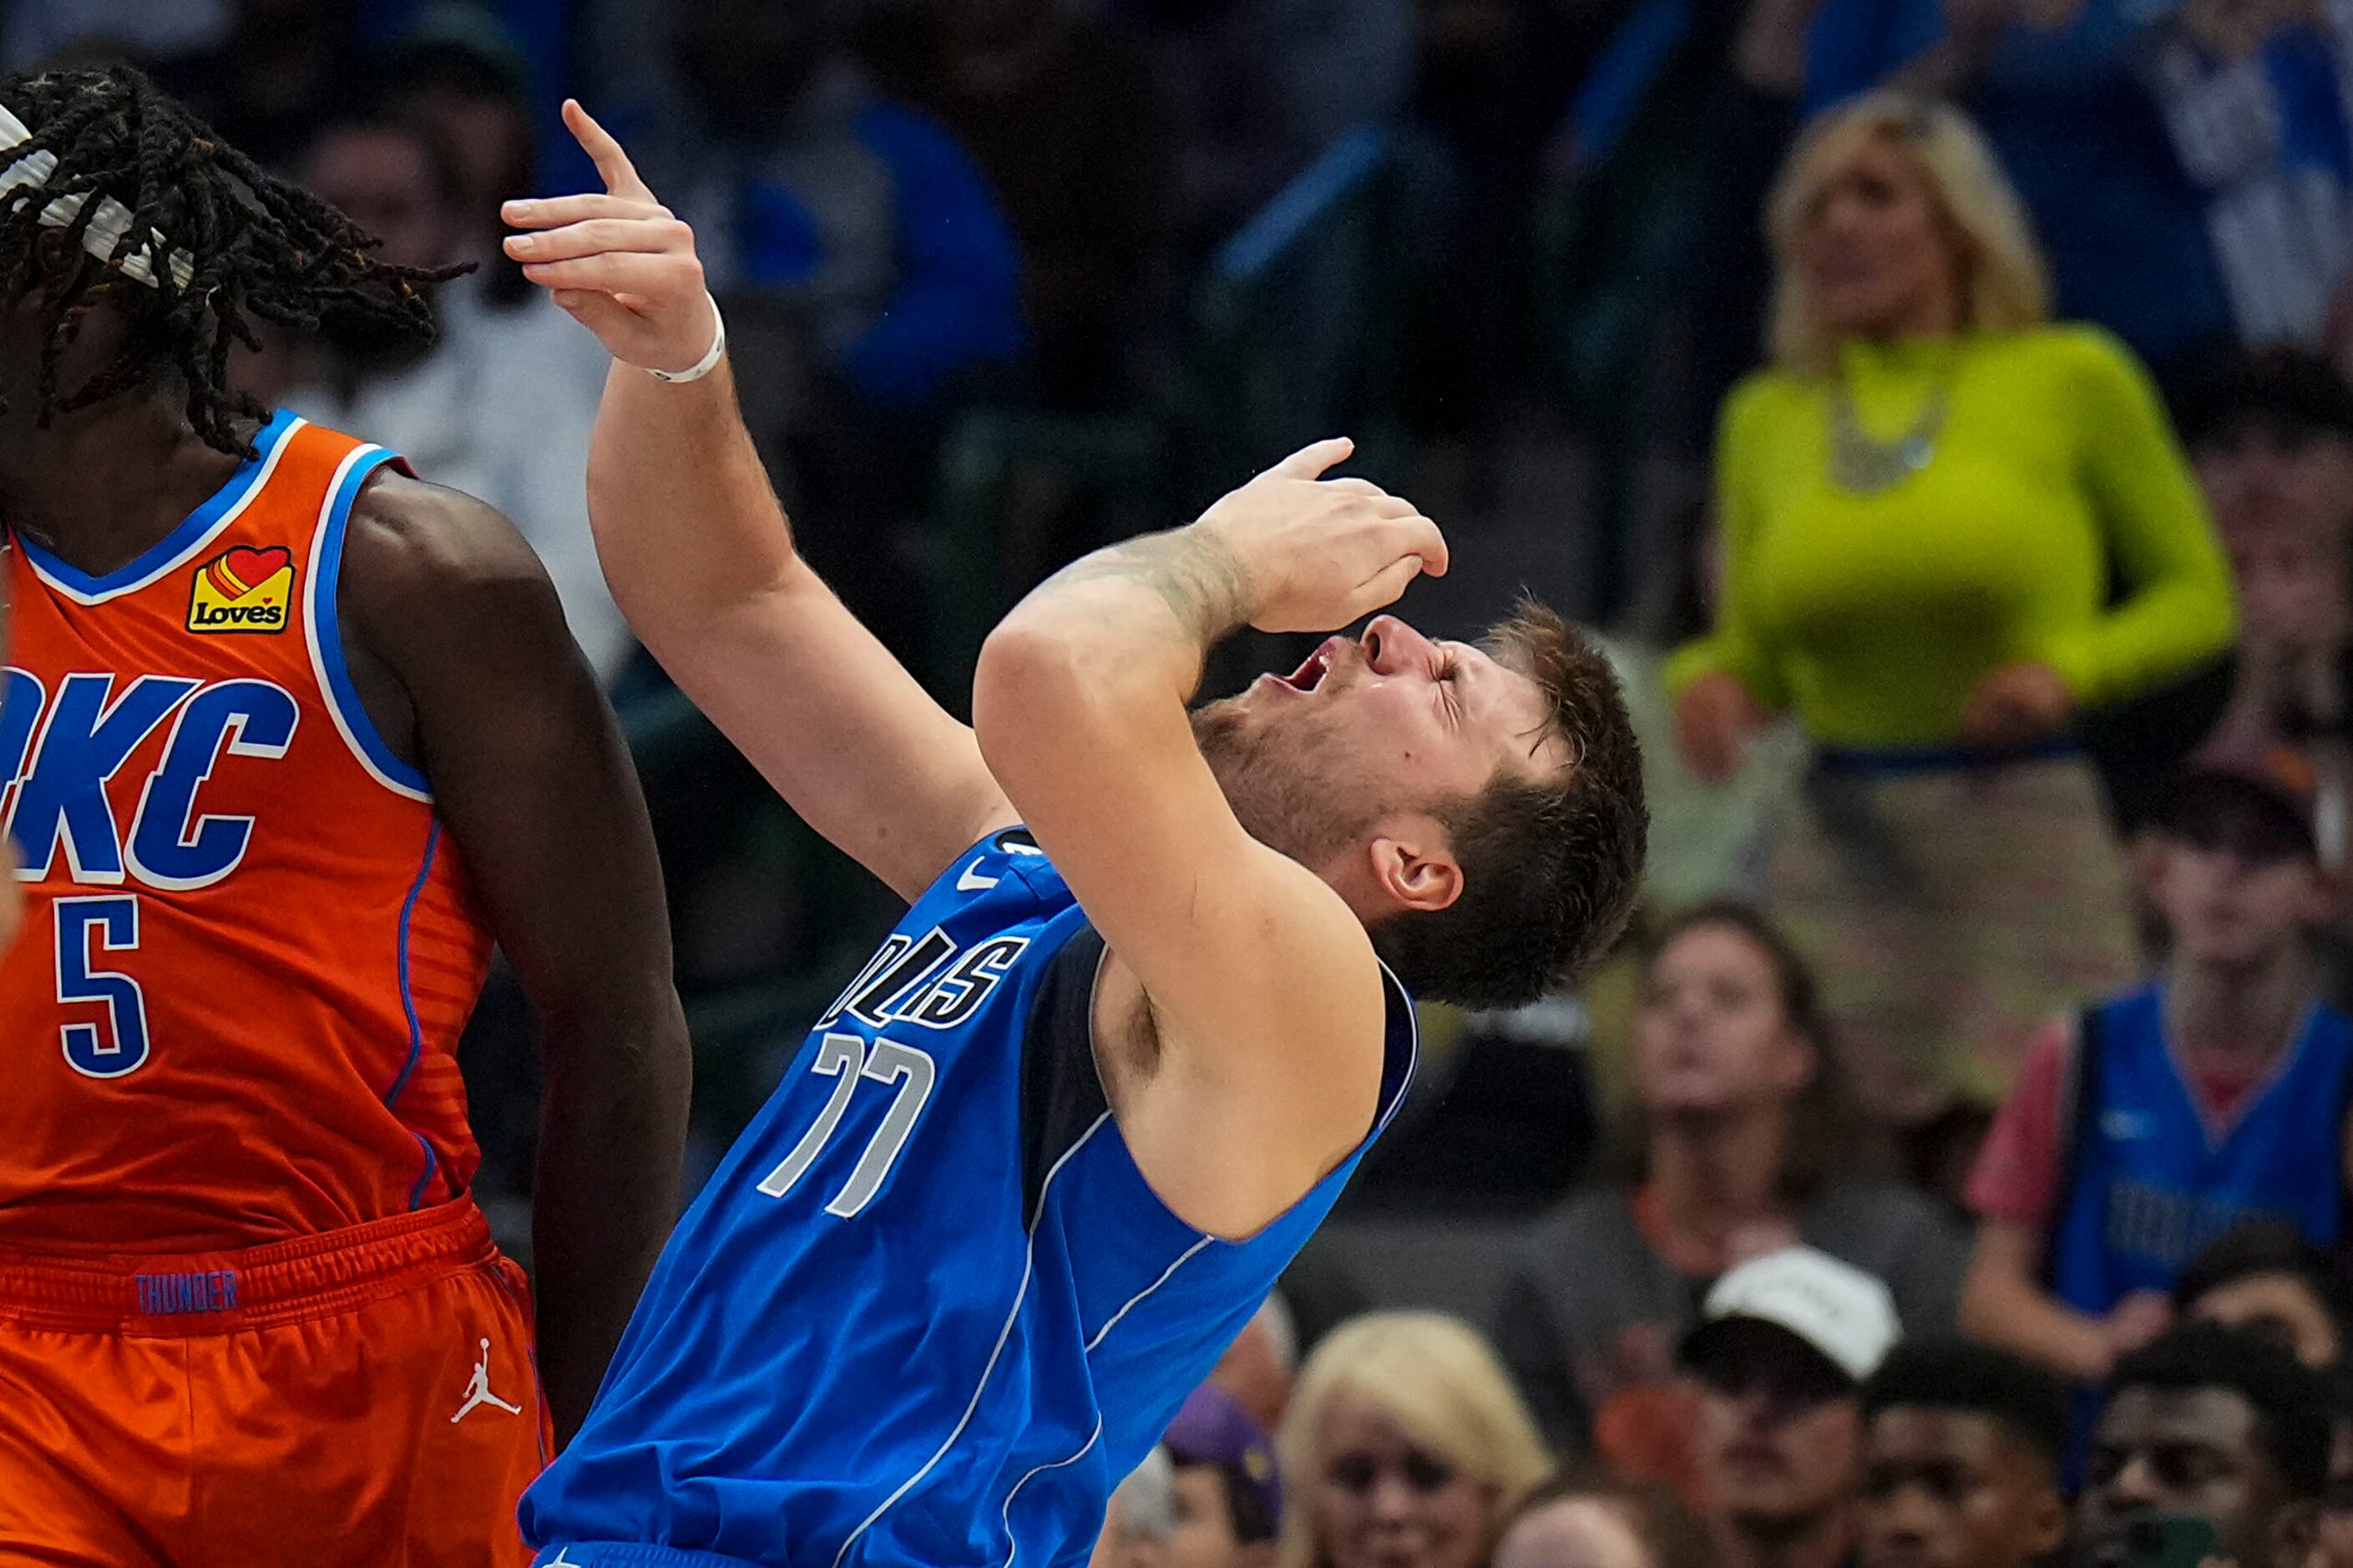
[0,102,195,291]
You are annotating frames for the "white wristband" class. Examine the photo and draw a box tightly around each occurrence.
[645,293,726,383]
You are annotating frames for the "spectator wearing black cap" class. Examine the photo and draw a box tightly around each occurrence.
[1683,1247,1902,1568]
[2174,1221,2349,1373]
[2077,1322,2330,1568]
[1162,1384,1281,1568]
[1855,1339,2070,1568]
[1962,746,2353,1386]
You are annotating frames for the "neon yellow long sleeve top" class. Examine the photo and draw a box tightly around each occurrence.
[1666,327,2236,749]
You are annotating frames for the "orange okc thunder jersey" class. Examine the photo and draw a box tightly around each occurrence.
[0,412,493,1250]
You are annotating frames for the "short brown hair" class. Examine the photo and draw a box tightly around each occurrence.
[1370,602,1647,1008]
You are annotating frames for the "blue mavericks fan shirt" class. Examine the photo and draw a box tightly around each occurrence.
[2051,982,2353,1316]
[522,827,1418,1567]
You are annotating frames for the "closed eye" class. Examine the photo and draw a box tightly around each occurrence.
[1435,650,1462,722]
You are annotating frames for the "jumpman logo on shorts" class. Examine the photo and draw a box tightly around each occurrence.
[450,1337,524,1423]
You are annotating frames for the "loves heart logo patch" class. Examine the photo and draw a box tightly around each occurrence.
[188,544,295,635]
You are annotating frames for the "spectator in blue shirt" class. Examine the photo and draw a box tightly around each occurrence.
[857,0,1173,411]
[646,0,1025,416]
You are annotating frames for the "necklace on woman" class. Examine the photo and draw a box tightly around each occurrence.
[1826,371,1951,495]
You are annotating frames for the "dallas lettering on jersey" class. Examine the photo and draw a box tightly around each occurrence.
[755,923,1034,1216]
[817,927,1033,1034]
[1,668,297,889]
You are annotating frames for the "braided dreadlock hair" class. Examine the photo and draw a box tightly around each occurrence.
[0,65,467,457]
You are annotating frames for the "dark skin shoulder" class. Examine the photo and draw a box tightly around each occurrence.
[339,469,691,1444]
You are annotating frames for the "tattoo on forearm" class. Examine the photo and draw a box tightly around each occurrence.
[1045,527,1253,646]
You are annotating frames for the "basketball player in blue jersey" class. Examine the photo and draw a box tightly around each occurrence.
[503,103,1647,1568]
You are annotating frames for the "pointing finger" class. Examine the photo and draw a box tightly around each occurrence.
[1267,438,1354,481]
[564,99,655,203]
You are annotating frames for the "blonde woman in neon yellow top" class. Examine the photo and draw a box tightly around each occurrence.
[1667,93,2234,1120]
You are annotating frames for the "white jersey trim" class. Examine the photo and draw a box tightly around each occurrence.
[301,442,431,803]
[1083,1236,1214,1354]
[999,1415,1103,1568]
[830,1110,1115,1568]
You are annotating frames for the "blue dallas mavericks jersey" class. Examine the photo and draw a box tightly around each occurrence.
[2052,982,2353,1317]
[523,827,1417,1567]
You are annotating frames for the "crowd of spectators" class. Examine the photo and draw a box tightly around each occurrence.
[1101,1243,2353,1568]
[31,0,2353,1562]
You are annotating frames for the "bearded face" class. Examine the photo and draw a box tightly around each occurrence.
[1186,617,1569,897]
[1190,690,1397,869]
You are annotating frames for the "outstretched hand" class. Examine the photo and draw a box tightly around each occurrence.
[502,100,719,376]
[1193,438,1449,635]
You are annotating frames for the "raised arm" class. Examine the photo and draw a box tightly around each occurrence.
[503,102,1014,901]
[972,443,1446,1237]
[341,473,691,1444]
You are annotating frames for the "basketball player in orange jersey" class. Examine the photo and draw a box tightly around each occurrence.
[0,68,691,1565]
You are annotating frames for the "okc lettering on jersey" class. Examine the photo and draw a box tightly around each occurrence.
[0,667,298,888]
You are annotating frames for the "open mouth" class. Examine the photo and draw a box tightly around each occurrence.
[1271,641,1338,693]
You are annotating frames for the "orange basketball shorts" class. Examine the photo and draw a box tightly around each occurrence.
[0,1198,549,1566]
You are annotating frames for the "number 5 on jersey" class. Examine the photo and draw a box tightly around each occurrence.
[757,1033,936,1219]
[53,894,152,1078]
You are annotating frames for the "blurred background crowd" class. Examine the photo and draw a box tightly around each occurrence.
[27,0,2353,1560]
